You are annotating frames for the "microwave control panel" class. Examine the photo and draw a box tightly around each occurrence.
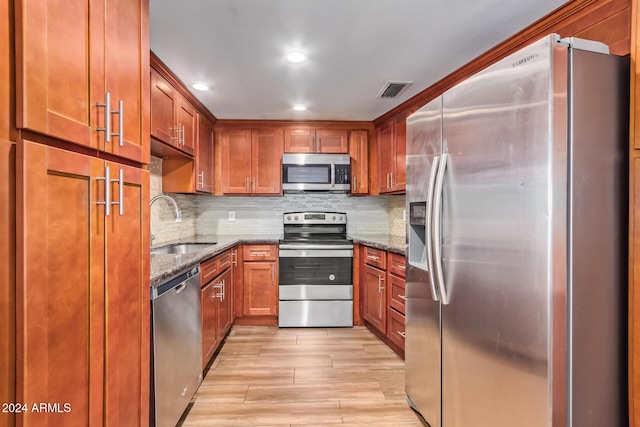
[335,165,350,184]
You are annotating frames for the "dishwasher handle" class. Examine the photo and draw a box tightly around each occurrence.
[152,266,200,299]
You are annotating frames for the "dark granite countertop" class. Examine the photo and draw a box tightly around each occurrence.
[150,234,281,287]
[349,234,406,255]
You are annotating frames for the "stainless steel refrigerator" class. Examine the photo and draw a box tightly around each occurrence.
[405,34,629,427]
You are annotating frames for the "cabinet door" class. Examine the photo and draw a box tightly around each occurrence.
[284,128,314,153]
[201,281,218,368]
[103,162,149,427]
[216,269,233,339]
[392,116,407,192]
[376,120,394,193]
[316,129,348,153]
[196,114,214,193]
[103,0,148,164]
[16,0,95,148]
[17,142,105,426]
[252,129,283,194]
[150,68,177,146]
[221,129,252,194]
[349,130,369,195]
[177,95,196,156]
[362,264,386,334]
[243,262,278,316]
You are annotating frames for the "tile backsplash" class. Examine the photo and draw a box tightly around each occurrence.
[150,156,406,245]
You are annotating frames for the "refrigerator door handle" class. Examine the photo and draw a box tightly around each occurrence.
[426,155,441,302]
[433,153,449,304]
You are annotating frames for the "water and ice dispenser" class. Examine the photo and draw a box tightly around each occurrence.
[408,201,428,271]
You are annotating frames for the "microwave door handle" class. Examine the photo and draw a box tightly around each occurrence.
[330,162,335,188]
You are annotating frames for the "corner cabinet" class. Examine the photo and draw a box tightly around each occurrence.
[15,0,149,164]
[219,128,283,195]
[16,141,150,426]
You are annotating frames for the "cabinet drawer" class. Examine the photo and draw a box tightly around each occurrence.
[363,246,386,269]
[387,308,406,350]
[388,274,406,315]
[200,249,231,287]
[243,244,277,262]
[387,253,406,278]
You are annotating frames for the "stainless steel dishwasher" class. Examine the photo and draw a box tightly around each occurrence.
[151,266,202,427]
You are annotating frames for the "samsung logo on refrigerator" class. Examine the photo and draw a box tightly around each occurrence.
[512,53,539,67]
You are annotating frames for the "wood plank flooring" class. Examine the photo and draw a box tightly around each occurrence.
[179,326,426,427]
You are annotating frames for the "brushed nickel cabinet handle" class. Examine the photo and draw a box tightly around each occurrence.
[110,99,124,147]
[398,331,406,338]
[110,168,124,216]
[97,92,111,143]
[96,165,111,216]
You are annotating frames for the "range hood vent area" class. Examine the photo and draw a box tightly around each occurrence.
[377,81,413,98]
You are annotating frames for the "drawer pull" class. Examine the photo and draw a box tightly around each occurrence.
[251,251,269,256]
[396,264,406,270]
[398,295,407,301]
[398,331,406,338]
[367,255,380,261]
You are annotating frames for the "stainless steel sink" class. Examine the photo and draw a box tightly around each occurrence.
[151,243,215,256]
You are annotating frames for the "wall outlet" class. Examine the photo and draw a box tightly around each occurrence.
[228,211,235,222]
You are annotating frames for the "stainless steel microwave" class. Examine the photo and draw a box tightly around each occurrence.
[282,153,351,193]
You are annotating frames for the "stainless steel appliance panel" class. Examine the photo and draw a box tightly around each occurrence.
[441,36,555,427]
[279,255,352,286]
[279,300,353,327]
[568,48,629,427]
[279,284,353,300]
[405,95,443,426]
[152,268,202,427]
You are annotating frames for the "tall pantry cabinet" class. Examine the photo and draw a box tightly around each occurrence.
[10,0,151,426]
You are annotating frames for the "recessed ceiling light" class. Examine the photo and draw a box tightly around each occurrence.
[293,104,306,111]
[192,83,210,91]
[286,51,306,64]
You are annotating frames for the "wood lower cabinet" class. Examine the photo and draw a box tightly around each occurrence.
[362,263,387,334]
[16,0,149,164]
[360,245,406,357]
[200,251,233,368]
[219,128,283,195]
[16,141,149,426]
[242,245,278,317]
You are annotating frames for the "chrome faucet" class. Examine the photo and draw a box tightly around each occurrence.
[150,194,182,243]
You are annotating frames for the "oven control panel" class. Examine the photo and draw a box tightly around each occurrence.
[284,211,347,224]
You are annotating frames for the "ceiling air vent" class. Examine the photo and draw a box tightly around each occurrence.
[377,81,413,99]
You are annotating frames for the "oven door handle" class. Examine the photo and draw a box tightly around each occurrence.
[279,244,353,250]
[279,249,354,258]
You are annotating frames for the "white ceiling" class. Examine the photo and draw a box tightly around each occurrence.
[149,0,568,121]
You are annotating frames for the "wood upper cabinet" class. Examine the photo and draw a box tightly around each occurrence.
[17,141,149,426]
[284,128,348,153]
[349,130,369,195]
[15,0,149,164]
[376,114,406,193]
[220,128,283,195]
[196,114,214,194]
[150,68,195,157]
[242,245,278,317]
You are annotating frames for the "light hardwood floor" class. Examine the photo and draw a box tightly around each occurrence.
[179,325,426,427]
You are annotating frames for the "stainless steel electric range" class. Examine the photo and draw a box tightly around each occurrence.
[278,212,354,327]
